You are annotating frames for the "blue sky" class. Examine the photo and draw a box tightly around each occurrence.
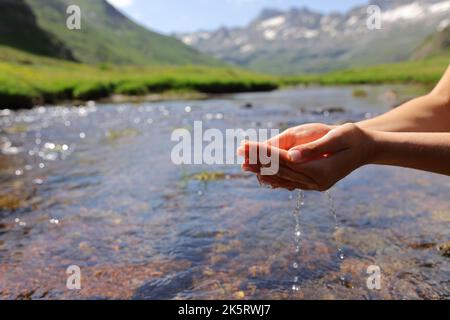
[107,0,368,34]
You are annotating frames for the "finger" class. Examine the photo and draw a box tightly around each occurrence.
[265,129,296,150]
[288,128,348,163]
[276,165,317,187]
[242,163,260,174]
[239,141,289,166]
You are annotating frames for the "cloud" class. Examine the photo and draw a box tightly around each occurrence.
[106,0,134,8]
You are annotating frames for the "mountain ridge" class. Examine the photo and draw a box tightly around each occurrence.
[177,0,450,74]
[0,0,75,60]
[1,0,221,66]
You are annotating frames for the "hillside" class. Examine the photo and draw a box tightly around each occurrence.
[15,0,220,66]
[412,24,450,59]
[0,0,74,60]
[177,0,450,74]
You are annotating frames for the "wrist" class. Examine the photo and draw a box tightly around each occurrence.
[356,125,379,166]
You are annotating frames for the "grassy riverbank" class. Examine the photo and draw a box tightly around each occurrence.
[0,45,448,109]
[285,56,449,86]
[0,46,278,109]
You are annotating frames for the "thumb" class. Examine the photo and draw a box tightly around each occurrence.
[288,129,345,163]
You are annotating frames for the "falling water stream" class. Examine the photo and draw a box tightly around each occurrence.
[291,190,304,292]
[291,190,346,293]
[325,191,346,285]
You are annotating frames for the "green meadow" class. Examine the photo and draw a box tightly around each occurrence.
[0,46,278,109]
[0,45,448,109]
[284,56,449,86]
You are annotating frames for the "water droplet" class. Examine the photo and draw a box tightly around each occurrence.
[38,163,45,169]
[292,285,300,291]
[295,231,301,237]
[44,142,56,150]
[79,132,86,139]
[33,178,44,185]
[292,262,298,269]
[15,169,23,176]
[49,218,60,225]
[185,106,192,113]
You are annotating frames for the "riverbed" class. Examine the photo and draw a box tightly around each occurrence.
[0,86,449,299]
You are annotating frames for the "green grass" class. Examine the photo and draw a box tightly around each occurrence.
[0,46,278,109]
[0,46,448,110]
[285,56,449,86]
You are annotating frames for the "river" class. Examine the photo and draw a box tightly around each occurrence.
[0,86,449,299]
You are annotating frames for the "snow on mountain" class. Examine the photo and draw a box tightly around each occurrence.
[175,0,450,74]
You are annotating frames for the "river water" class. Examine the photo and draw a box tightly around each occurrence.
[0,86,449,299]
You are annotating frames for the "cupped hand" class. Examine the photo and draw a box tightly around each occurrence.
[239,123,374,191]
[239,123,335,172]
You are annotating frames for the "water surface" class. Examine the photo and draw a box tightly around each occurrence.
[0,86,449,300]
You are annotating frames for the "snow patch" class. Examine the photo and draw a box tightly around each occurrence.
[263,29,277,40]
[382,2,425,22]
[429,0,450,14]
[240,44,254,53]
[260,16,286,29]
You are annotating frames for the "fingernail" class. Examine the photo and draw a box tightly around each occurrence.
[288,150,302,162]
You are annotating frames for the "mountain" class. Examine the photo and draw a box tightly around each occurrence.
[412,22,450,59]
[0,0,74,60]
[176,0,450,74]
[1,0,220,66]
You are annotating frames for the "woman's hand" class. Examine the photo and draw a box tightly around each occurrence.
[240,123,375,191]
[239,123,335,173]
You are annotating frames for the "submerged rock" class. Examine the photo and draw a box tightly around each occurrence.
[437,242,450,257]
[133,270,194,300]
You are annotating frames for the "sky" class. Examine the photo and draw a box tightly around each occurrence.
[106,0,368,34]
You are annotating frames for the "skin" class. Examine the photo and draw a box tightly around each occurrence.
[238,64,450,191]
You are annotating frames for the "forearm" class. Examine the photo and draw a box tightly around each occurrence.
[357,93,450,132]
[367,130,450,176]
[358,65,450,133]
